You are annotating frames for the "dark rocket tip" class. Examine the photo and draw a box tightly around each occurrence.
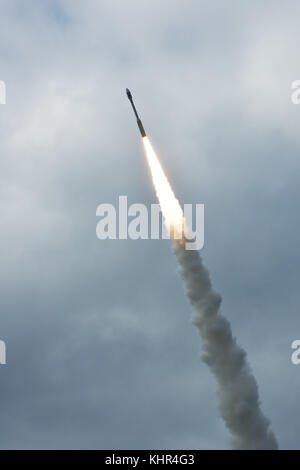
[126,88,147,137]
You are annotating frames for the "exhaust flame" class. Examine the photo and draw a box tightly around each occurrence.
[143,137,184,242]
[142,136,278,449]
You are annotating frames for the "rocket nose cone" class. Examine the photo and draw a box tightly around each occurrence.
[126,88,132,99]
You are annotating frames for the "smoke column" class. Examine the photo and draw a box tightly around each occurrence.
[143,136,278,449]
[173,243,278,449]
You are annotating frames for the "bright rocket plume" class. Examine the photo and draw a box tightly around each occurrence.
[142,136,278,450]
[143,137,184,241]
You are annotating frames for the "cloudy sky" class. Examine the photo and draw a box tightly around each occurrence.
[0,0,300,449]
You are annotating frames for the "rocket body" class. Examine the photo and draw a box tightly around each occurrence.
[126,88,147,137]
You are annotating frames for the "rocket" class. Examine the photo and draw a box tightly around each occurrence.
[126,88,147,137]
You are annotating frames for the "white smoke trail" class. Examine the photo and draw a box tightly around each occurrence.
[142,137,278,449]
[173,242,278,449]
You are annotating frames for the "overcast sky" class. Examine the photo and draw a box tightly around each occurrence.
[0,0,300,449]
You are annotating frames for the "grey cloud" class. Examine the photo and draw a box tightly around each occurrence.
[0,0,299,449]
